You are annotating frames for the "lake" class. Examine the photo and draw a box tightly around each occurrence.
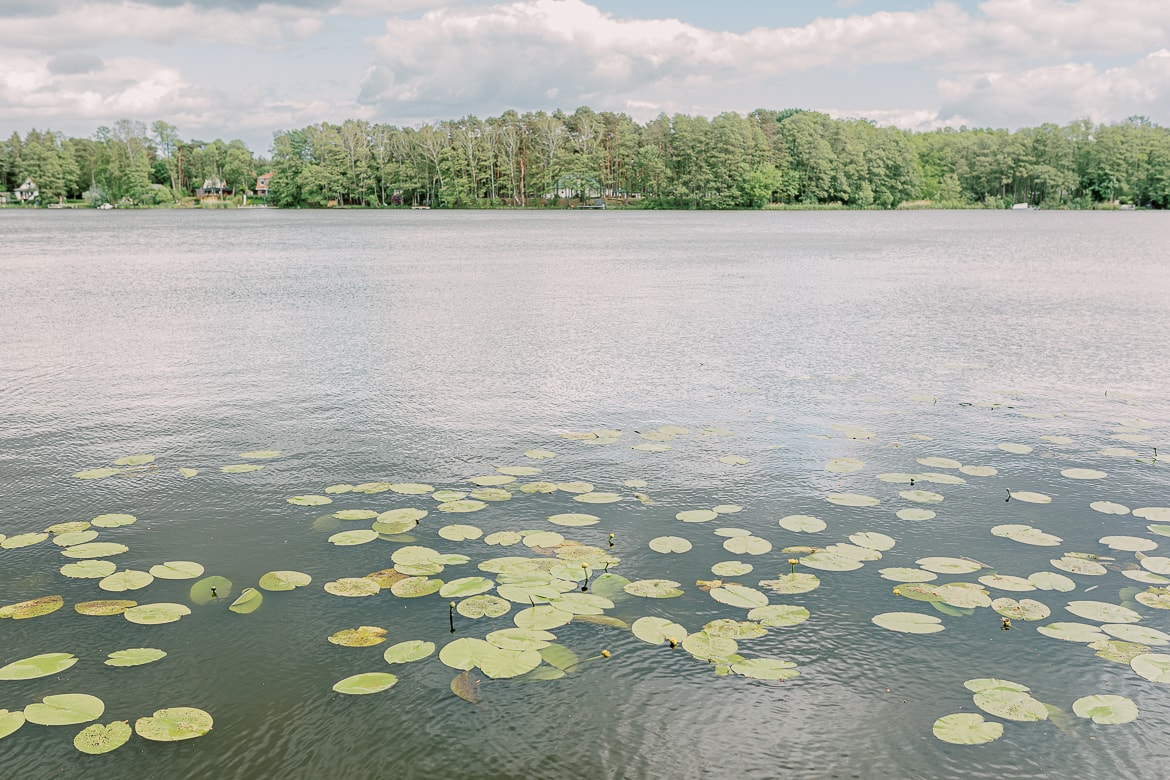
[1,209,1168,779]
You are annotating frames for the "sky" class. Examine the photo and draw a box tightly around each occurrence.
[2,0,1169,152]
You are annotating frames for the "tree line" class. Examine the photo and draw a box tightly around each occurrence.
[4,108,1170,208]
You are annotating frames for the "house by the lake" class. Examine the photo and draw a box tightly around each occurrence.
[15,178,39,203]
[255,172,274,197]
[195,177,229,199]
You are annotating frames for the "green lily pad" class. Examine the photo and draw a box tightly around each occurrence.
[880,568,937,583]
[333,672,399,695]
[710,584,768,609]
[25,694,105,726]
[964,678,1029,693]
[189,576,233,605]
[75,600,136,616]
[623,579,684,599]
[329,529,378,546]
[469,475,515,487]
[1103,624,1170,645]
[61,542,128,559]
[439,577,494,598]
[1062,468,1106,480]
[240,450,281,459]
[324,578,380,597]
[896,508,936,522]
[826,457,865,473]
[438,499,488,513]
[73,467,124,479]
[390,483,434,495]
[649,536,692,554]
[992,598,1051,621]
[99,570,154,592]
[712,561,753,577]
[149,561,205,580]
[1072,694,1138,724]
[457,594,511,619]
[826,493,880,507]
[677,509,718,523]
[1029,571,1077,591]
[104,648,166,667]
[723,536,772,556]
[1091,639,1152,663]
[73,721,131,754]
[992,525,1062,546]
[799,552,862,572]
[390,577,443,598]
[288,495,332,506]
[682,631,738,661]
[486,628,555,652]
[1051,557,1109,576]
[574,492,621,504]
[871,612,944,634]
[229,587,263,614]
[258,570,312,591]
[60,560,117,579]
[973,689,1048,721]
[900,489,944,504]
[351,482,391,494]
[220,464,264,474]
[513,606,573,630]
[0,653,78,680]
[134,707,213,740]
[439,524,483,541]
[703,619,767,639]
[179,468,198,478]
[849,532,895,551]
[917,557,982,575]
[123,603,191,625]
[329,626,387,647]
[1037,622,1108,642]
[731,658,799,680]
[748,604,809,627]
[470,488,512,502]
[548,513,600,527]
[0,595,64,619]
[918,457,961,469]
[758,573,821,593]
[383,640,435,664]
[1011,491,1051,504]
[0,710,24,741]
[932,713,1003,745]
[517,482,557,494]
[1130,653,1170,683]
[53,530,99,547]
[523,531,564,548]
[1136,591,1170,610]
[779,515,826,533]
[1066,601,1141,623]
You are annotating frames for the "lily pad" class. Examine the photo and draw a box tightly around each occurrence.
[438,499,488,513]
[896,508,937,522]
[61,542,128,559]
[457,594,511,619]
[677,509,718,523]
[329,529,378,546]
[381,640,435,664]
[731,658,800,680]
[0,595,64,619]
[1130,653,1170,683]
[722,536,772,555]
[0,653,78,680]
[826,493,880,507]
[992,598,1051,621]
[258,570,312,591]
[221,464,264,474]
[25,694,105,726]
[323,578,381,597]
[288,495,332,506]
[229,588,263,614]
[1072,694,1138,724]
[548,513,600,527]
[880,568,937,583]
[0,710,23,741]
[779,515,826,533]
[900,489,944,504]
[123,603,191,625]
[190,576,233,604]
[73,721,132,754]
[60,560,117,579]
[75,600,136,616]
[649,536,692,554]
[710,584,768,609]
[240,450,280,459]
[1051,557,1107,576]
[932,713,1004,745]
[871,612,944,634]
[149,561,205,580]
[973,689,1047,721]
[917,557,982,575]
[1066,601,1141,623]
[99,570,154,592]
[748,604,810,627]
[711,561,753,577]
[104,648,166,667]
[1061,468,1106,480]
[135,707,214,741]
[1037,622,1108,642]
[1100,535,1158,552]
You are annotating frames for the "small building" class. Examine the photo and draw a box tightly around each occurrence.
[255,172,274,196]
[15,178,38,203]
[0,193,8,205]
[195,177,229,199]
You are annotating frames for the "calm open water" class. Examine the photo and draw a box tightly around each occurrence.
[1,209,1168,779]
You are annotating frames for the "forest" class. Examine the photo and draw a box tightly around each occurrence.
[3,108,1170,209]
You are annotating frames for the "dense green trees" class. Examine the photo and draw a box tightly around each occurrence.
[3,109,1169,208]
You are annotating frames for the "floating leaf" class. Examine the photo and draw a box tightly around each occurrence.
[1130,653,1170,683]
[179,468,198,478]
[723,536,772,556]
[1011,491,1052,504]
[1072,695,1138,724]
[918,457,961,469]
[998,443,1033,454]
[438,499,488,513]
[25,694,105,726]
[900,489,944,504]
[390,577,443,598]
[75,600,136,616]
[1066,601,1141,624]
[333,672,399,695]
[649,536,692,554]
[104,648,166,667]
[123,603,191,625]
[240,450,280,459]
[826,457,865,473]
[917,557,982,575]
[383,640,435,664]
[682,631,738,661]
[979,574,1035,592]
[826,493,880,507]
[73,468,122,480]
[220,464,263,474]
[288,495,332,506]
[470,488,512,502]
[730,658,799,680]
[547,513,600,527]
[964,678,1030,693]
[849,532,895,551]
[324,578,381,597]
[1037,622,1108,642]
[1050,557,1107,576]
[229,588,263,614]
[748,604,809,627]
[1103,624,1170,645]
[712,561,753,577]
[190,576,233,605]
[0,653,78,680]
[517,482,557,494]
[710,584,768,609]
[992,524,1062,546]
[799,552,862,572]
[1061,468,1106,480]
[677,509,718,523]
[719,455,749,466]
[880,568,937,583]
[779,515,825,533]
[60,560,117,579]
[992,598,1051,621]
[486,628,555,652]
[73,721,132,754]
[932,713,1003,745]
[0,595,64,619]
[451,671,482,703]
[896,508,936,522]
[53,530,99,547]
[61,542,128,559]
[329,529,378,546]
[135,707,213,741]
[512,606,573,630]
[148,561,205,580]
[328,626,387,647]
[1028,571,1077,591]
[974,689,1048,721]
[574,492,621,504]
[1100,535,1158,552]
[0,710,24,741]
[871,612,944,634]
[457,594,510,619]
[525,449,556,459]
[523,531,564,548]
[99,570,154,592]
[390,483,434,495]
[469,475,515,487]
[257,570,312,591]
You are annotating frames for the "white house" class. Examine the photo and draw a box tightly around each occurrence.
[15,178,38,203]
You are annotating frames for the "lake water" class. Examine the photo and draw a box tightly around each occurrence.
[1,209,1168,779]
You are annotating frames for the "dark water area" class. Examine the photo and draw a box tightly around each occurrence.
[0,209,1168,779]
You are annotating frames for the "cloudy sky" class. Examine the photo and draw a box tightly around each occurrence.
[2,0,1169,151]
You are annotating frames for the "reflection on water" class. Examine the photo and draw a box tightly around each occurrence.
[0,210,1168,779]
